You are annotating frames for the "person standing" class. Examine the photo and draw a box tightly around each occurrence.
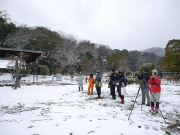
[78,72,84,91]
[18,74,22,88]
[11,73,16,88]
[88,74,94,95]
[148,69,162,113]
[109,69,118,100]
[117,71,126,104]
[95,71,102,98]
[137,68,150,106]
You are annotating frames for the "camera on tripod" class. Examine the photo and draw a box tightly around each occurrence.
[135,73,145,78]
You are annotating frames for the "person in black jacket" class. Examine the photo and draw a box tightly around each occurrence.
[137,68,150,106]
[109,69,118,100]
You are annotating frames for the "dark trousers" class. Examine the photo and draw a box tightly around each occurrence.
[111,85,116,99]
[96,87,101,96]
[141,88,150,104]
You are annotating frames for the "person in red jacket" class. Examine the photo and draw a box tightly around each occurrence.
[148,69,161,113]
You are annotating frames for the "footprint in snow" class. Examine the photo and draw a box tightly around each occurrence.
[145,125,150,130]
[152,126,159,131]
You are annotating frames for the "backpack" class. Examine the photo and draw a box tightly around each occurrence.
[111,73,119,85]
[113,73,118,80]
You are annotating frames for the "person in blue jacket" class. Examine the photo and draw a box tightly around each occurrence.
[117,71,126,104]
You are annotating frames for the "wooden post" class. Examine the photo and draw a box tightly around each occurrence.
[36,64,38,81]
[20,52,22,69]
[14,56,19,89]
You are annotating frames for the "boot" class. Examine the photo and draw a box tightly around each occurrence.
[121,95,124,104]
[79,87,80,91]
[98,94,100,98]
[119,94,124,104]
[149,106,154,112]
[156,102,159,108]
[149,102,155,112]
[151,102,154,107]
[154,107,159,114]
[154,102,159,113]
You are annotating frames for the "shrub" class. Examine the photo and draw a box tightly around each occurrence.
[54,68,62,75]
[40,65,49,78]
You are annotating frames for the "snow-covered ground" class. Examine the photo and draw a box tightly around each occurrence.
[0,74,180,135]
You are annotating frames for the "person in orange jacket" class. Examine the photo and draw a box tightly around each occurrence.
[148,69,161,113]
[88,74,94,95]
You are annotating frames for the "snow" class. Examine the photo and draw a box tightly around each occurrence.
[0,74,180,135]
[0,60,14,69]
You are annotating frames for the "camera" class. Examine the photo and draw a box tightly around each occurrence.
[135,73,145,77]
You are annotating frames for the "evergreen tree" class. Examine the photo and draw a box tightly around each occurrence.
[108,51,128,70]
[139,63,156,74]
[0,10,18,46]
[161,39,180,71]
[23,27,63,58]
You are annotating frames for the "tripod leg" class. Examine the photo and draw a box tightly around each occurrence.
[149,90,166,123]
[128,87,141,120]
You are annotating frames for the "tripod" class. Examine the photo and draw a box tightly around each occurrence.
[128,79,166,123]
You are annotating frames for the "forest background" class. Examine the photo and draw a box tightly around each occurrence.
[0,10,180,76]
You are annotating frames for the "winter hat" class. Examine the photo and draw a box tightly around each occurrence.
[96,70,100,74]
[118,71,124,75]
[152,69,158,75]
[142,68,148,73]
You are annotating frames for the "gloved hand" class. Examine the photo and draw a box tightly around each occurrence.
[152,82,156,86]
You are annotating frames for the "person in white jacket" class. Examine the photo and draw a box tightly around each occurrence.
[78,72,84,91]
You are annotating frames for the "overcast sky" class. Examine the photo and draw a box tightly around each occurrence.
[1,0,180,51]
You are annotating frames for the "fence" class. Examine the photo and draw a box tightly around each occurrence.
[161,72,180,85]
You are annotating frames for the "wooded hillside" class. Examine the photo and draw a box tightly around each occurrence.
[2,10,176,75]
